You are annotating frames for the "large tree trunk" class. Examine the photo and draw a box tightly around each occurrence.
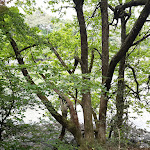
[115,17,126,130]
[115,57,125,129]
[98,0,109,144]
[73,0,94,145]
[99,0,150,143]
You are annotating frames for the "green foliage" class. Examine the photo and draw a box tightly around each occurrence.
[0,61,36,140]
[0,0,150,148]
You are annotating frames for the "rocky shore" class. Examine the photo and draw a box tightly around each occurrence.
[0,121,150,150]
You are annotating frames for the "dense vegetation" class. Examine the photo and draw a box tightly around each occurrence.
[0,0,150,149]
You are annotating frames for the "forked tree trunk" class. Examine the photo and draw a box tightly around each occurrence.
[105,0,150,142]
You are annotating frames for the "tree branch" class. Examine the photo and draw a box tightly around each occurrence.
[90,2,101,18]
[89,50,94,73]
[5,31,82,139]
[132,33,150,46]
[125,84,140,100]
[71,57,79,74]
[119,0,147,10]
[19,44,37,53]
[48,41,72,74]
[127,64,140,100]
[93,48,102,59]
[38,70,81,129]
[105,0,150,91]
[68,91,98,129]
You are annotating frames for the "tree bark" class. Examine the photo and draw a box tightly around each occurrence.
[98,0,109,144]
[105,0,150,91]
[120,0,148,9]
[5,31,84,146]
[115,16,127,130]
[73,0,94,145]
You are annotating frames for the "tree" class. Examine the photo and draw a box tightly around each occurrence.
[0,0,150,149]
[0,60,35,141]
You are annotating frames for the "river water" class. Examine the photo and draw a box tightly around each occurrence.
[22,104,150,132]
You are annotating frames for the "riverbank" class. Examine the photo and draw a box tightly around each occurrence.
[0,120,150,150]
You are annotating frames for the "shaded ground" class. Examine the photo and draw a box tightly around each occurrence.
[0,121,77,150]
[0,121,150,150]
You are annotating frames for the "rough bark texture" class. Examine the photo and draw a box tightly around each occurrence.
[105,0,150,91]
[74,0,94,145]
[116,56,125,128]
[98,0,109,144]
[116,17,126,130]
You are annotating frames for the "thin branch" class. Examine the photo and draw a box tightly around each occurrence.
[89,50,94,73]
[93,48,102,59]
[19,44,37,53]
[68,91,82,105]
[125,84,139,98]
[71,57,79,74]
[127,65,139,89]
[127,44,138,57]
[90,2,101,18]
[132,33,150,46]
[48,41,72,74]
[90,2,115,18]
[40,73,80,128]
[127,64,140,100]
[108,4,115,12]
[4,44,37,60]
